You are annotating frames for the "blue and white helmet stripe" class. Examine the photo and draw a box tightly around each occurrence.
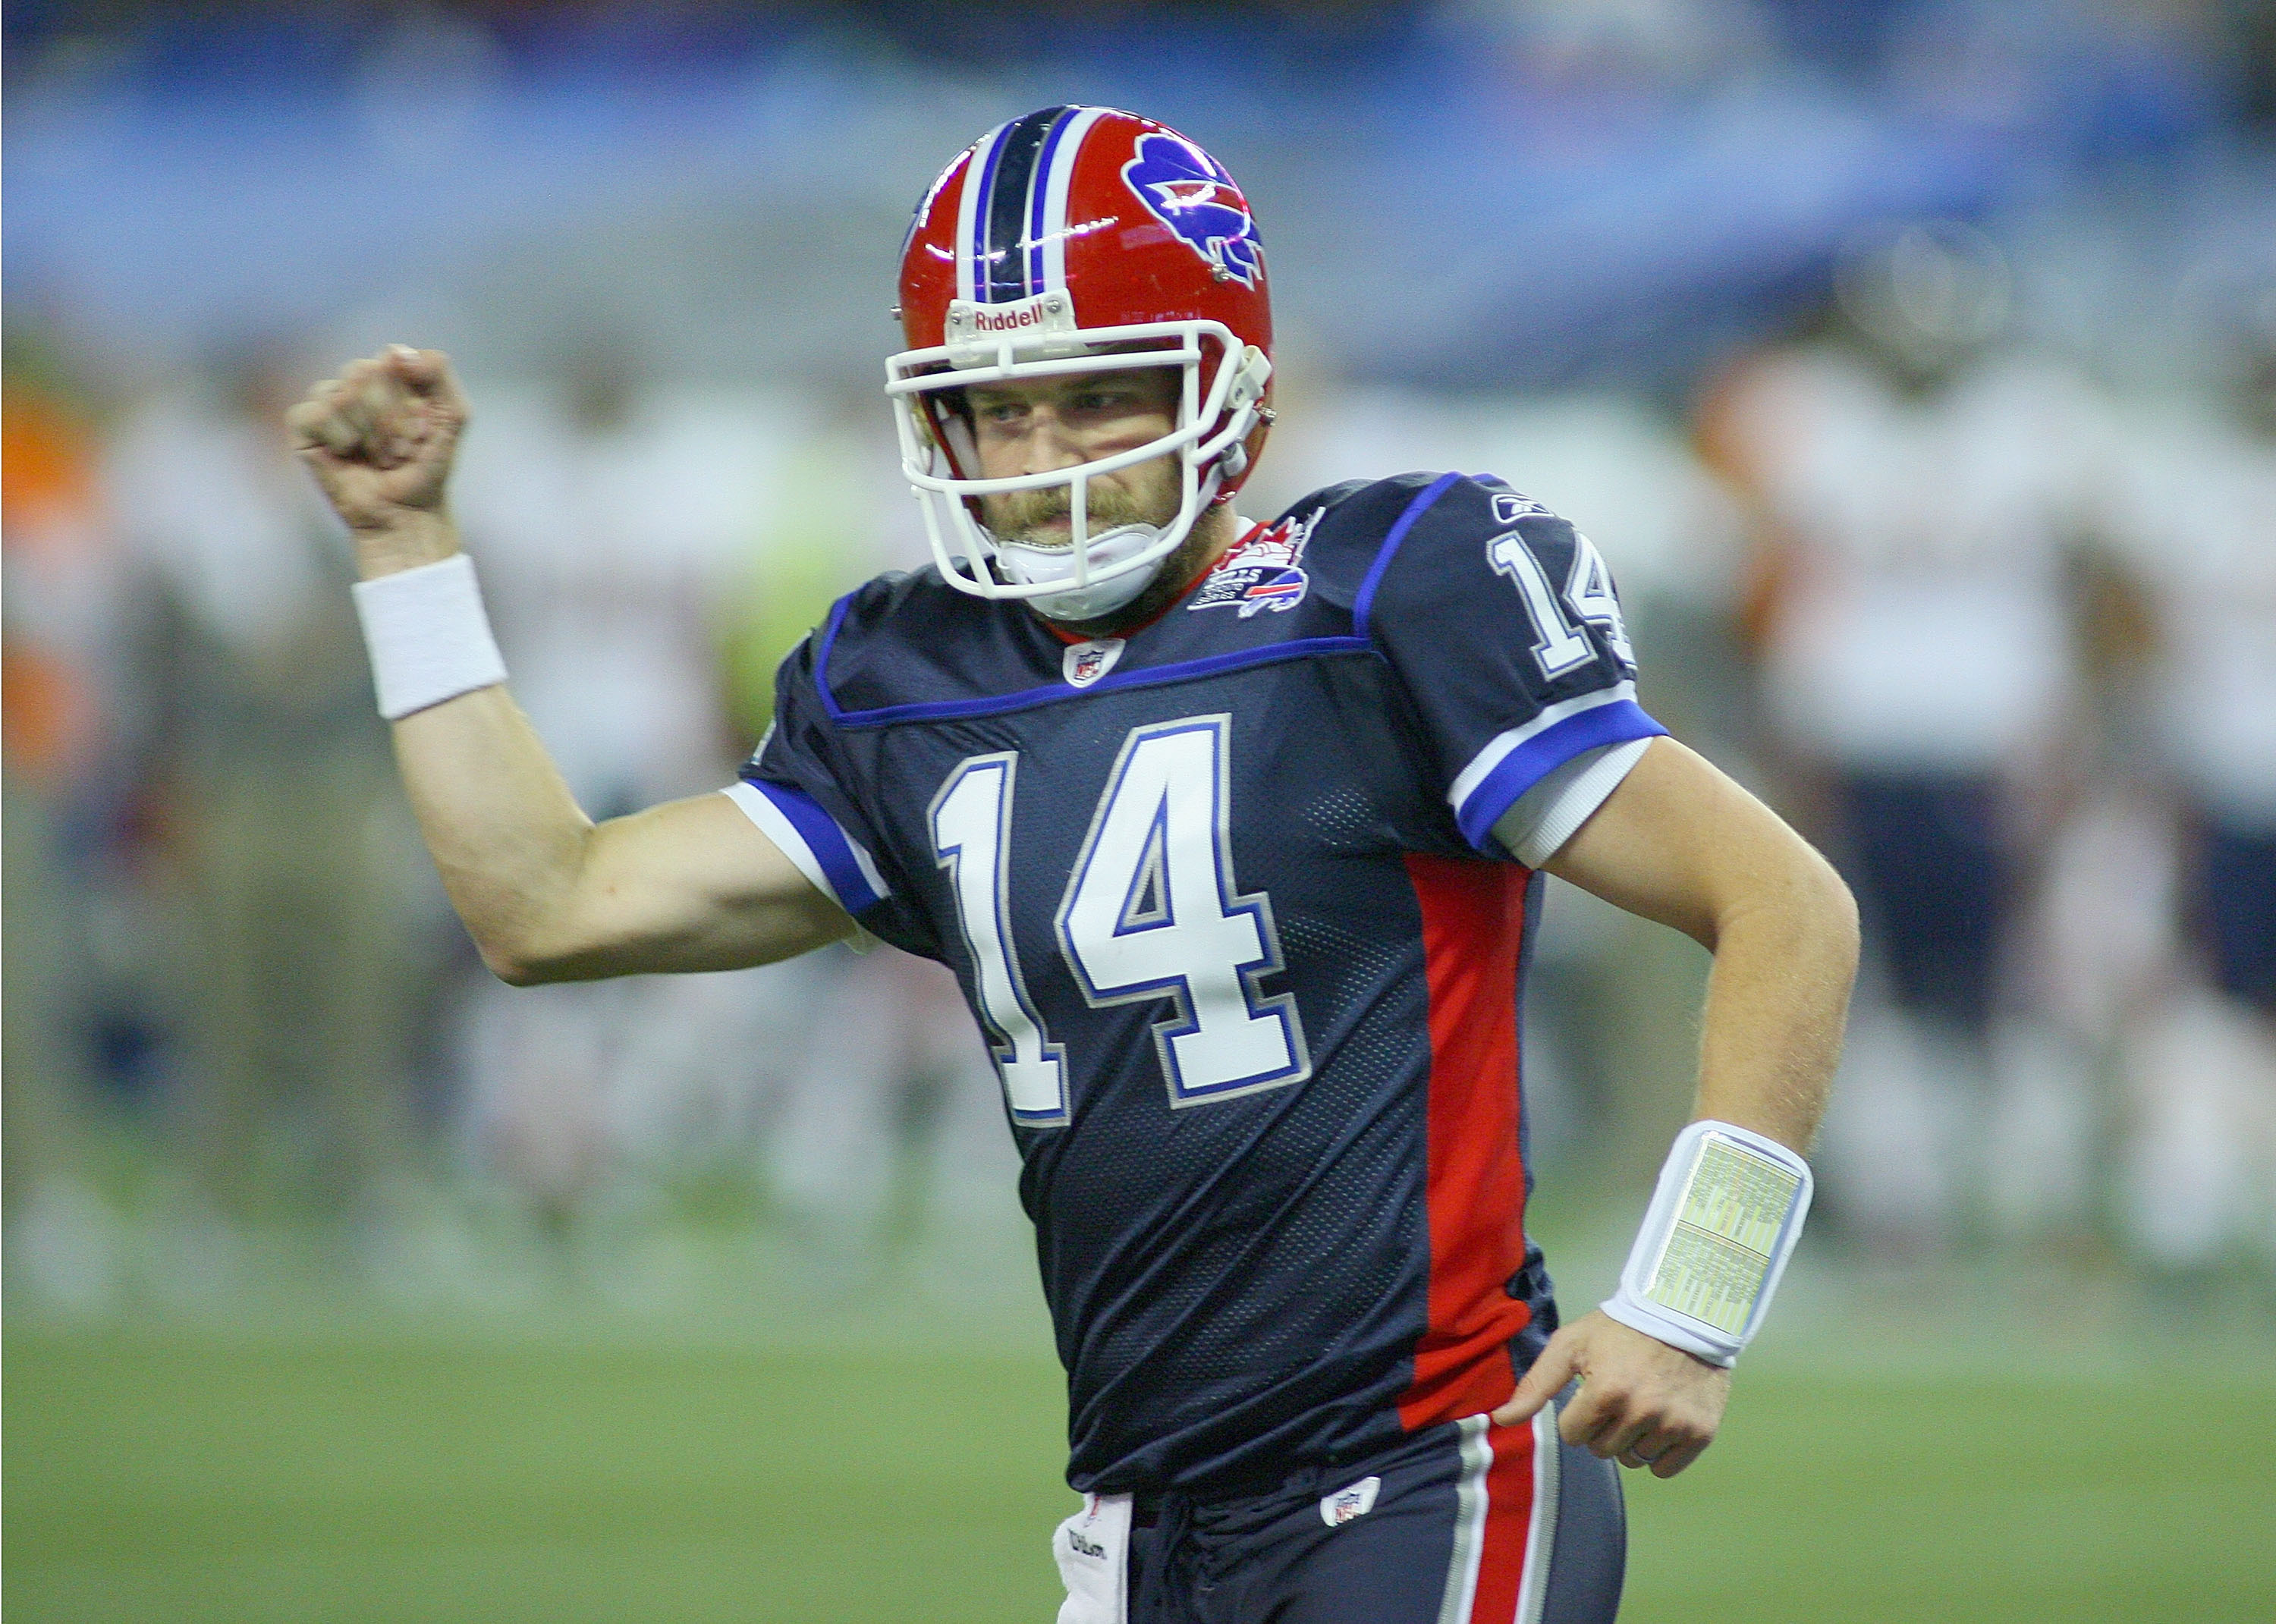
[956,105,1106,306]
[951,119,997,303]
[1036,106,1108,295]
[982,108,1056,302]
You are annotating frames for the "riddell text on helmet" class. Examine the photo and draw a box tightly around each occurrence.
[970,304,1048,333]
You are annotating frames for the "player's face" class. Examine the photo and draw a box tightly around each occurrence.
[964,368,1182,545]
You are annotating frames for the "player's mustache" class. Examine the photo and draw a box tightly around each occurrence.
[990,484,1166,546]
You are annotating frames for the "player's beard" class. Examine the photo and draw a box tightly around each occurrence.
[980,462,1178,550]
[981,457,1216,634]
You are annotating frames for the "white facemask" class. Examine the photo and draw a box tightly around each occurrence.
[889,325,1272,615]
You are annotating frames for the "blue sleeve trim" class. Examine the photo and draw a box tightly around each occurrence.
[737,774,888,914]
[1351,472,1465,641]
[1454,699,1668,851]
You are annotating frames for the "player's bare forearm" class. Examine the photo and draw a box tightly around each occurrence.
[1688,853,1858,1151]
[290,347,855,982]
[1498,739,1856,1475]
[388,675,849,982]
[1545,737,1859,1152]
[390,680,596,979]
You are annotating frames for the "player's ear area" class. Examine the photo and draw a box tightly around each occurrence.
[911,391,975,473]
[929,386,974,429]
[1224,387,1273,486]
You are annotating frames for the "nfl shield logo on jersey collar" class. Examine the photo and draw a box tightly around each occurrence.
[1063,638,1126,688]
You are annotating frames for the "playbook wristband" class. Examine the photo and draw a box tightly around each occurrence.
[351,552,508,721]
[1600,1120,1813,1368]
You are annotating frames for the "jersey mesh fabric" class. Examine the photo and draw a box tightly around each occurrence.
[743,473,1661,1494]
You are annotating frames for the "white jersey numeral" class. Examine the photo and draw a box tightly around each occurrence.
[930,753,1068,1125]
[929,718,1309,1123]
[1490,531,1593,678]
[1564,533,1635,665]
[1489,528,1633,677]
[1057,717,1309,1106]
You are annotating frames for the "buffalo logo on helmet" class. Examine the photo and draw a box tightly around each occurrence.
[1121,132,1262,288]
[1188,511,1316,618]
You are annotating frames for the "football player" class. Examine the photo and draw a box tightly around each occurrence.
[292,107,1857,1624]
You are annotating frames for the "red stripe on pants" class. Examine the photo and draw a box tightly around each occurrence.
[1472,1417,1542,1624]
[1398,855,1534,1431]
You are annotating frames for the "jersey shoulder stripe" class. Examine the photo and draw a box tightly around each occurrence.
[1451,686,1661,851]
[725,777,891,915]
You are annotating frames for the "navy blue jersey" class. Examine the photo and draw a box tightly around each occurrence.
[738,473,1664,1496]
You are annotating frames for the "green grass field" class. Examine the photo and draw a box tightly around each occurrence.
[9,1323,2273,1623]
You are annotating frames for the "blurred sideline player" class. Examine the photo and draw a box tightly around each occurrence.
[1700,223,2098,1253]
[292,109,1857,1623]
[442,346,775,1235]
[2098,295,2276,1278]
[110,346,428,1258]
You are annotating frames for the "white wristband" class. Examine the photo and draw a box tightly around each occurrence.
[351,552,508,721]
[1600,1120,1813,1368]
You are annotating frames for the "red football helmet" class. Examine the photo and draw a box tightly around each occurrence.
[888,106,1275,617]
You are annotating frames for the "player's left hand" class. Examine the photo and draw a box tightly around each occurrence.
[1491,1309,1731,1479]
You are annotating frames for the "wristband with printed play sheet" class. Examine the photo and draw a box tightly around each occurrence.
[1601,1120,1812,1368]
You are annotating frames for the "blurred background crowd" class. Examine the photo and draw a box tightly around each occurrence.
[5,0,2273,1327]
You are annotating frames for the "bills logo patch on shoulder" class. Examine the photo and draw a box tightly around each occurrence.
[1063,638,1125,688]
[1189,512,1316,618]
[1122,132,1262,287]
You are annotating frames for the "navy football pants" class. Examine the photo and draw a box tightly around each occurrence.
[1123,1397,1624,1624]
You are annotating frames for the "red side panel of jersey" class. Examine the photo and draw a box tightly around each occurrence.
[1397,854,1535,1432]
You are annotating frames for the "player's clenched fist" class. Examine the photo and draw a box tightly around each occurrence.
[287,345,469,571]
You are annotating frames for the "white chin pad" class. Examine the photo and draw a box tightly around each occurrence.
[992,523,1165,621]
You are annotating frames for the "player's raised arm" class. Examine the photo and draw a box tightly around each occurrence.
[289,346,854,983]
[1495,735,1858,1475]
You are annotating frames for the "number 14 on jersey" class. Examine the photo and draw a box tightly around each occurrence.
[929,715,1311,1126]
[1489,527,1635,677]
